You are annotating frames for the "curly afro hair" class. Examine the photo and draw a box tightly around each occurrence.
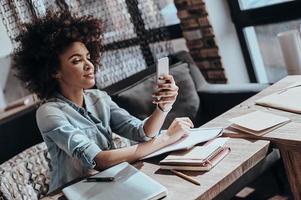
[13,11,103,100]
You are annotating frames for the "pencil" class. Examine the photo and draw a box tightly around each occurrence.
[170,169,200,186]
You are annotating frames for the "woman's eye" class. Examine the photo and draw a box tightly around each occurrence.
[72,59,81,64]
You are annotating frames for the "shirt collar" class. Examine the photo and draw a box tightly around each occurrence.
[51,92,86,113]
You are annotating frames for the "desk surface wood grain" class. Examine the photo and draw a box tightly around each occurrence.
[43,138,269,200]
[137,139,269,200]
[203,76,301,146]
[203,75,301,199]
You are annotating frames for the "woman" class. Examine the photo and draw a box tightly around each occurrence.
[13,12,193,193]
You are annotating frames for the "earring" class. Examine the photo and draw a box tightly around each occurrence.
[53,73,61,79]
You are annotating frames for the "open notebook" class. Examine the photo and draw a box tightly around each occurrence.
[227,110,290,136]
[62,162,167,200]
[143,127,223,159]
[159,138,230,171]
[255,82,301,114]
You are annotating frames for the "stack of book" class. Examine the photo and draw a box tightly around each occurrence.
[159,138,230,171]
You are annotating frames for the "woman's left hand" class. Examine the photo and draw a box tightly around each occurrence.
[152,75,178,112]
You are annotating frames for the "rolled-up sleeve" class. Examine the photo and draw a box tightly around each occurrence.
[37,106,101,169]
[106,95,153,142]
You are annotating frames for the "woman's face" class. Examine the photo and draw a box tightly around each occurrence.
[56,42,95,91]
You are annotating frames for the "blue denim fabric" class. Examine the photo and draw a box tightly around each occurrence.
[36,90,151,193]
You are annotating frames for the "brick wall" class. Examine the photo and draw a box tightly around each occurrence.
[174,0,227,83]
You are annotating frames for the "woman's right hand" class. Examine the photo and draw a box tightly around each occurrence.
[164,117,194,144]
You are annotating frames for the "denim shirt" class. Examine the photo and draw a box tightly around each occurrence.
[36,89,152,193]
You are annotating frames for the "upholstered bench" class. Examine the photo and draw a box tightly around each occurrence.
[0,142,50,200]
[0,133,129,200]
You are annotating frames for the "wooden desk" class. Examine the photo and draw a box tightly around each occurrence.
[43,138,270,200]
[203,75,301,199]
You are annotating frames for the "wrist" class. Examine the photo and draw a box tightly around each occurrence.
[157,104,172,113]
[159,132,171,145]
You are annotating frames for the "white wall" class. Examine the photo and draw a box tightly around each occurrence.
[0,18,12,57]
[0,17,13,108]
[204,0,250,83]
[159,0,180,26]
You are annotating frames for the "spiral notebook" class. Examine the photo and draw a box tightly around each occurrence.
[62,162,167,200]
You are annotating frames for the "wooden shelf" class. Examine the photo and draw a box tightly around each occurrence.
[0,94,39,123]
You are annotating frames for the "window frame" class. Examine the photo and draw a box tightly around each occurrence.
[104,0,182,67]
[227,0,301,82]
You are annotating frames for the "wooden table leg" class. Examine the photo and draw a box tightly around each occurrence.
[277,144,301,200]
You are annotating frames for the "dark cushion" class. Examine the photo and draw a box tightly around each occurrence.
[114,63,200,129]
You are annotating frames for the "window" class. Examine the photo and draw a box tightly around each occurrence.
[0,0,183,105]
[238,0,294,10]
[228,0,301,83]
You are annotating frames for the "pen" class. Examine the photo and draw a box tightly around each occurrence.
[86,177,115,182]
[170,169,200,186]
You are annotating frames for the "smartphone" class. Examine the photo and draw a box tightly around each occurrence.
[156,57,169,84]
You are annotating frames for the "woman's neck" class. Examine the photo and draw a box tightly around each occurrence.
[60,87,84,107]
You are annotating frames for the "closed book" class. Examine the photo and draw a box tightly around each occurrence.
[227,110,290,136]
[159,138,230,171]
[255,83,301,114]
[62,162,167,200]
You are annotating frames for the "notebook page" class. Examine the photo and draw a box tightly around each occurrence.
[143,127,223,159]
